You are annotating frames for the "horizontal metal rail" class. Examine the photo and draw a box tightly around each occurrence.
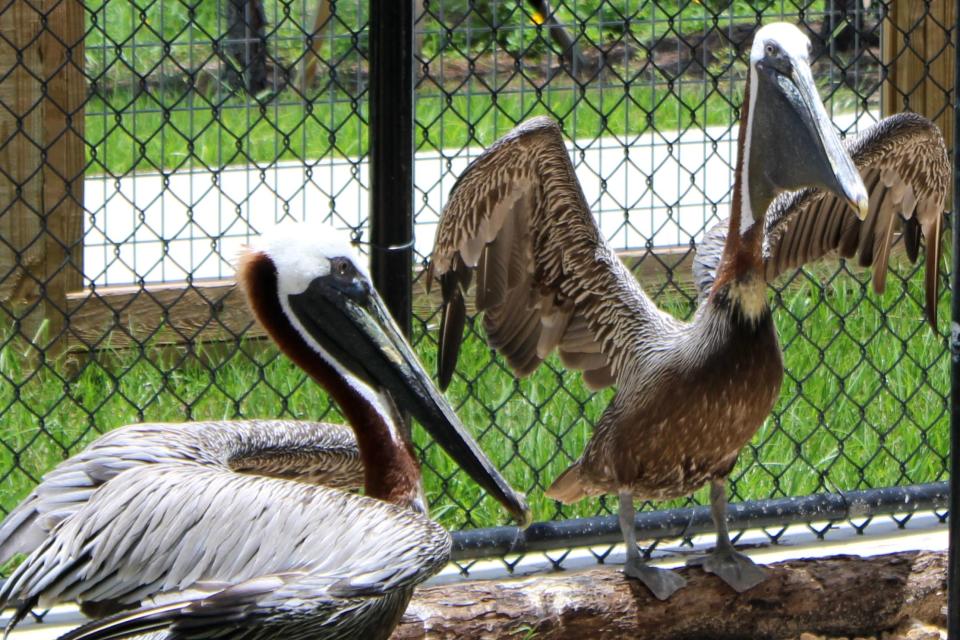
[450,482,949,561]
[0,481,948,616]
[0,482,948,600]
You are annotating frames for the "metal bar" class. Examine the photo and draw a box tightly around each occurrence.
[948,2,960,633]
[0,483,948,604]
[0,482,952,600]
[451,483,949,560]
[368,0,415,340]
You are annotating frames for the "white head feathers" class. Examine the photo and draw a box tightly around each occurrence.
[750,22,812,65]
[245,222,369,300]
[238,222,400,442]
[739,23,813,236]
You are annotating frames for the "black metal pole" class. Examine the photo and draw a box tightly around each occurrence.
[369,0,415,336]
[948,4,960,633]
[369,0,415,438]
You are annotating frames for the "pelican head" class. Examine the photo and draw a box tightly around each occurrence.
[741,23,868,232]
[237,224,531,527]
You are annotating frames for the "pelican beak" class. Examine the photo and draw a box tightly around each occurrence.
[288,271,532,527]
[751,40,869,219]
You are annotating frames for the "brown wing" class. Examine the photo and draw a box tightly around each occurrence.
[427,116,672,391]
[763,112,948,328]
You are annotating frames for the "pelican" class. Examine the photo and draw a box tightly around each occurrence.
[427,22,947,600]
[0,225,530,640]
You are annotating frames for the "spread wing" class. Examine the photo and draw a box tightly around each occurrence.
[428,116,676,392]
[694,113,949,327]
[0,420,362,566]
[1,463,448,637]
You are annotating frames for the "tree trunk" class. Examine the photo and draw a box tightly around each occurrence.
[394,551,946,640]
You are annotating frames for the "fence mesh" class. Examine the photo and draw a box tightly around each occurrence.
[0,0,953,582]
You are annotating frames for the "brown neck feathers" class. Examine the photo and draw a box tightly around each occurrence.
[711,71,765,298]
[236,250,422,507]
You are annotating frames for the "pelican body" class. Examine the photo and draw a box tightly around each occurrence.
[428,22,947,600]
[0,227,529,640]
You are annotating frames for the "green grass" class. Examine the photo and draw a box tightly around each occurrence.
[0,262,947,532]
[86,79,752,174]
[87,64,872,176]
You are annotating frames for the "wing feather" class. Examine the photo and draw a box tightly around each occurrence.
[763,112,948,327]
[1,464,449,633]
[429,116,675,390]
[692,113,948,328]
[0,421,363,565]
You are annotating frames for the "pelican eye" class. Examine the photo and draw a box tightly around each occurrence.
[764,43,777,57]
[330,257,355,279]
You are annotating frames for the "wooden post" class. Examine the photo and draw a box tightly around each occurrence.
[882,0,956,154]
[0,0,85,353]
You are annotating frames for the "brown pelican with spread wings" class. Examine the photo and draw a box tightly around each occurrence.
[427,22,947,600]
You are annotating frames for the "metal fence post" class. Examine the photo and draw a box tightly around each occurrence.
[949,4,960,636]
[369,0,415,439]
[369,0,415,340]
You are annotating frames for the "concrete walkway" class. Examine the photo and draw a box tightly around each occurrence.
[82,110,878,286]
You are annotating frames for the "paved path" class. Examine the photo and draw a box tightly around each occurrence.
[83,110,877,286]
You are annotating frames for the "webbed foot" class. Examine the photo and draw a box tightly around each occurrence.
[623,557,687,600]
[686,547,767,593]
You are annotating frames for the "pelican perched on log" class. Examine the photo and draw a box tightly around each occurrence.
[0,225,530,640]
[427,22,947,600]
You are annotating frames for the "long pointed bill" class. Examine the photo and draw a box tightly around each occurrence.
[786,61,868,219]
[754,45,869,220]
[288,273,532,527]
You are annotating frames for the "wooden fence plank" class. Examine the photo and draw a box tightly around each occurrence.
[0,0,85,351]
[64,246,700,352]
[65,241,921,355]
[882,0,955,158]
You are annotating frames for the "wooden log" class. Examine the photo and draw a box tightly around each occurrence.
[394,551,946,640]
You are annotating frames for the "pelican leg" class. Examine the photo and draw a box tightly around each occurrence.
[686,478,767,592]
[619,491,686,600]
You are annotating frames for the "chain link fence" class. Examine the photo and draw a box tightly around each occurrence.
[0,0,954,582]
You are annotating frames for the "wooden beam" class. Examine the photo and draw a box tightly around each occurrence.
[64,246,699,352]
[0,0,85,351]
[64,241,925,354]
[65,280,259,351]
[882,0,955,159]
[393,551,947,639]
